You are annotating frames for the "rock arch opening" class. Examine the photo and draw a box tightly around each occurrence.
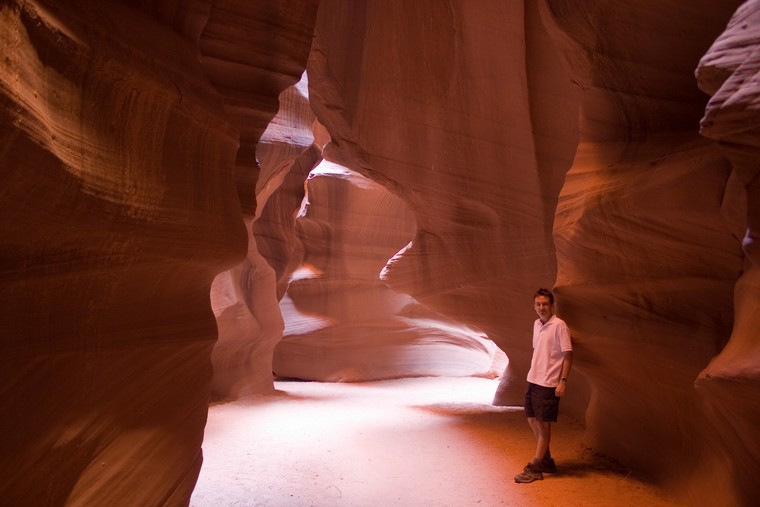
[272,159,507,383]
[210,73,508,399]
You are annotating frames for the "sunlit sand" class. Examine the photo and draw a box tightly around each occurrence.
[191,377,680,506]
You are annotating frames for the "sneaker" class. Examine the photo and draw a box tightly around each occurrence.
[514,462,544,483]
[539,457,557,473]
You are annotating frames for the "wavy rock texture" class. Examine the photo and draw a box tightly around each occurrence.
[0,0,316,505]
[695,1,760,504]
[210,75,317,399]
[204,0,319,398]
[272,161,507,381]
[308,0,580,406]
[307,0,756,504]
[545,0,751,504]
[3,0,760,505]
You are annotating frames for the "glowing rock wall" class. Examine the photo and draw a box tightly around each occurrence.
[0,0,316,504]
[305,0,757,504]
[2,0,759,505]
[272,161,507,381]
[308,0,580,404]
[695,1,760,504]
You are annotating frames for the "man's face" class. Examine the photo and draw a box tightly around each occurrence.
[534,296,553,322]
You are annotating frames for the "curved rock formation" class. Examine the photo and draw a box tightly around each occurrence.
[2,0,759,505]
[0,0,316,504]
[210,74,317,399]
[308,0,580,405]
[547,0,750,503]
[305,0,756,504]
[272,161,507,381]
[695,1,760,504]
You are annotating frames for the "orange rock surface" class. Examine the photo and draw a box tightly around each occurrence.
[0,0,315,504]
[1,0,758,505]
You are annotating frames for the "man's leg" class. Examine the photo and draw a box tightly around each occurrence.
[528,417,552,461]
[533,420,552,462]
[515,416,549,483]
[527,416,539,439]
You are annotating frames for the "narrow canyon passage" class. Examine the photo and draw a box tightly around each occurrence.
[190,377,680,507]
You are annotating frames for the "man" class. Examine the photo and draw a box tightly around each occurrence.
[514,288,573,483]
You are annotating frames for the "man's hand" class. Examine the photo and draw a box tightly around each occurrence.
[555,381,566,397]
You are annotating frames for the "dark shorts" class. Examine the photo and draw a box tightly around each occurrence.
[524,382,560,422]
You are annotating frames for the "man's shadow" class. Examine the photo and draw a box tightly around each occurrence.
[550,449,632,479]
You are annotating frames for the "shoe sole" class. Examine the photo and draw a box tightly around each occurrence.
[514,475,543,483]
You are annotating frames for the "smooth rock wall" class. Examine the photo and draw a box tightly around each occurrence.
[695,1,760,504]
[307,0,757,504]
[210,75,318,399]
[272,161,507,381]
[546,0,749,503]
[3,0,759,505]
[0,1,316,504]
[308,0,580,404]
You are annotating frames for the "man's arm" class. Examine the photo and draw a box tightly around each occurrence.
[555,351,573,397]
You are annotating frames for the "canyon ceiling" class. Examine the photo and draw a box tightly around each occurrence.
[1,1,758,506]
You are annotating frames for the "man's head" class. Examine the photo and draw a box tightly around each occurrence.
[534,288,554,323]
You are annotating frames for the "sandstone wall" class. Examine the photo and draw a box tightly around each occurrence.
[306,0,756,504]
[545,1,750,503]
[209,75,317,399]
[272,161,507,381]
[308,0,580,405]
[2,0,759,505]
[695,1,760,504]
[0,1,316,504]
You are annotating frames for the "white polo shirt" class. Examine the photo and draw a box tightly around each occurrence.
[527,315,572,388]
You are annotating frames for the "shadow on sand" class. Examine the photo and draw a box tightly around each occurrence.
[414,401,633,480]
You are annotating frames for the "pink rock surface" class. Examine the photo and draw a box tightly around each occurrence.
[539,1,754,504]
[308,0,580,406]
[0,0,315,504]
[305,0,756,504]
[210,74,317,399]
[2,0,759,505]
[695,1,760,504]
[273,161,507,381]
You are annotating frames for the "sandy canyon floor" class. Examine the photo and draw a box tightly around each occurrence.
[190,377,681,507]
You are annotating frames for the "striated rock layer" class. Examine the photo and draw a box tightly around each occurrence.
[546,0,752,504]
[210,75,317,399]
[307,0,757,504]
[695,1,760,504]
[272,161,507,382]
[0,1,316,505]
[308,0,580,406]
[2,0,759,505]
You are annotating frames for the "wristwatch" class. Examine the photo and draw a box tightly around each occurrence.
[560,377,568,382]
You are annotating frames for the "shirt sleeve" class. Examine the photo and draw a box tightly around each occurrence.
[558,321,573,352]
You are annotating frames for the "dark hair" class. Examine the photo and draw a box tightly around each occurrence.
[534,288,554,304]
